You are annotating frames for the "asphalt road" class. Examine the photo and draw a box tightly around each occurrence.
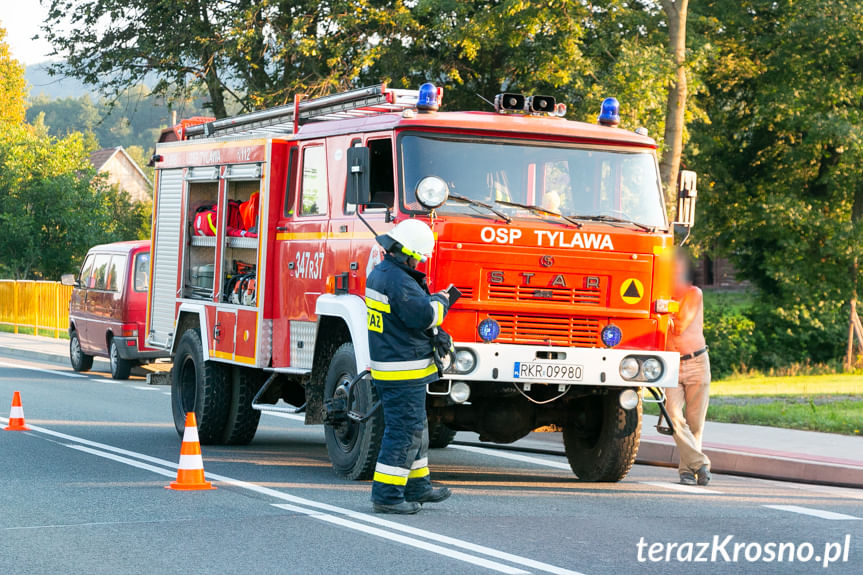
[0,353,861,575]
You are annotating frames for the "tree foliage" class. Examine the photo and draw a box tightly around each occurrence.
[0,26,27,125]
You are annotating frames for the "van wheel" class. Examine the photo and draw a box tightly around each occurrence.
[324,342,384,480]
[428,422,457,448]
[222,366,262,445]
[69,330,93,372]
[108,338,133,380]
[171,329,230,444]
[563,392,641,482]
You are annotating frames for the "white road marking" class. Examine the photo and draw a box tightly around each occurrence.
[640,481,724,495]
[132,386,159,391]
[161,392,171,396]
[273,503,528,574]
[262,411,306,422]
[66,445,177,478]
[449,444,572,471]
[7,417,583,575]
[763,505,861,521]
[0,361,86,378]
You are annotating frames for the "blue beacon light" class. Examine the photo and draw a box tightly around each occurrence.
[417,82,440,112]
[597,97,620,127]
[601,324,622,348]
[478,318,501,342]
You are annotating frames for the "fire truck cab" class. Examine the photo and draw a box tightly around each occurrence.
[147,84,696,482]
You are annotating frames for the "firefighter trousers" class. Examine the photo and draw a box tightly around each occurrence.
[371,380,432,505]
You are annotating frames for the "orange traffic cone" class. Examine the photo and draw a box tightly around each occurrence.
[166,412,215,491]
[4,391,30,431]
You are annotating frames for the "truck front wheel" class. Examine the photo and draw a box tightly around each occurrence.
[323,342,384,480]
[171,328,231,444]
[562,392,641,482]
[221,366,262,445]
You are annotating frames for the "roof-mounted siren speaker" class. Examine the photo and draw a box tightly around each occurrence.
[527,95,556,114]
[494,93,526,113]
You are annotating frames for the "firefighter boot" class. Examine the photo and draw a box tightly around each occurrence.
[373,501,421,515]
[408,486,451,505]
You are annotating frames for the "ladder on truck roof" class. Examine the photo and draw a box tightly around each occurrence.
[183,84,419,140]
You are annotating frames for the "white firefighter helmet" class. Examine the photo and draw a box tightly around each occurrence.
[379,219,435,262]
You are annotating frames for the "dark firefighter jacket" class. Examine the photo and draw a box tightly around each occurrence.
[365,254,449,384]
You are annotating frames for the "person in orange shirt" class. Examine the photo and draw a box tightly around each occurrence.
[667,250,711,486]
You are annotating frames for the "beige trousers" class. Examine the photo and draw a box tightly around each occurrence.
[665,352,711,473]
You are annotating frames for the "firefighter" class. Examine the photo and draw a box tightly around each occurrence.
[366,219,453,514]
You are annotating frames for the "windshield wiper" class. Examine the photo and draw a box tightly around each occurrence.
[574,214,654,232]
[448,193,512,223]
[494,199,583,229]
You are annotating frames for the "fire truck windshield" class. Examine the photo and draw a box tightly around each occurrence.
[400,134,667,229]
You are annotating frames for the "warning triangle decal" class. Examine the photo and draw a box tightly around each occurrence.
[623,281,641,299]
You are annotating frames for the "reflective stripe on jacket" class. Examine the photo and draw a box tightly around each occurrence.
[366,255,448,384]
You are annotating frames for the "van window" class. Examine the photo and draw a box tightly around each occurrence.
[79,255,95,288]
[300,145,327,216]
[90,254,111,290]
[134,252,150,292]
[105,255,124,292]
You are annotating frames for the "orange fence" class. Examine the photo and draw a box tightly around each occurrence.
[0,280,73,338]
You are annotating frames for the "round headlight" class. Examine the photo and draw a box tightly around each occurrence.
[415,176,449,209]
[641,358,663,382]
[454,349,476,373]
[477,318,500,342]
[601,324,622,347]
[619,388,640,410]
[450,381,471,404]
[619,357,640,380]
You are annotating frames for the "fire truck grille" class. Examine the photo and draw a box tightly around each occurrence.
[487,314,600,347]
[454,286,475,300]
[487,284,601,305]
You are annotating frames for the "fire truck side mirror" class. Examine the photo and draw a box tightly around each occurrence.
[346,146,371,206]
[675,170,697,227]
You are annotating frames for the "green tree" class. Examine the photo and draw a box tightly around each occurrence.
[0,25,27,125]
[0,120,150,279]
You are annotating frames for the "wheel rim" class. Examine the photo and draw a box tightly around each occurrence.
[71,336,81,364]
[110,341,118,371]
[178,356,198,415]
[331,372,361,453]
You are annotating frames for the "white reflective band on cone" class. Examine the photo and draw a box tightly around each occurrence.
[178,454,205,470]
[9,406,24,418]
[183,426,200,443]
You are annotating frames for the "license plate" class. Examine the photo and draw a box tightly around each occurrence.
[513,362,583,381]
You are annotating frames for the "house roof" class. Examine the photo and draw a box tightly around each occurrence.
[89,146,152,186]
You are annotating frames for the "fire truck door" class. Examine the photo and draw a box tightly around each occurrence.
[284,141,329,321]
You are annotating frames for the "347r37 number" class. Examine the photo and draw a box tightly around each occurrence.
[295,250,324,279]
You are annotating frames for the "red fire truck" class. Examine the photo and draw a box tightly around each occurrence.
[146,83,697,481]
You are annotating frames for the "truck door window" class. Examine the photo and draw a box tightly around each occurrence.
[368,138,394,209]
[300,145,327,216]
[90,254,111,290]
[133,252,150,292]
[78,255,95,289]
[283,147,298,217]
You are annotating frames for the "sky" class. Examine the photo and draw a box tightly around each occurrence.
[1,3,56,66]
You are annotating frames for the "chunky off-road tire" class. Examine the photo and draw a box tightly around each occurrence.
[563,392,641,482]
[428,422,457,448]
[171,328,231,444]
[222,366,263,445]
[69,330,93,372]
[108,338,133,380]
[323,342,384,480]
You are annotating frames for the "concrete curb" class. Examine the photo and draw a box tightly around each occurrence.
[637,439,863,489]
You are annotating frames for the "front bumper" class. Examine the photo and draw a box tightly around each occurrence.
[442,342,679,388]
